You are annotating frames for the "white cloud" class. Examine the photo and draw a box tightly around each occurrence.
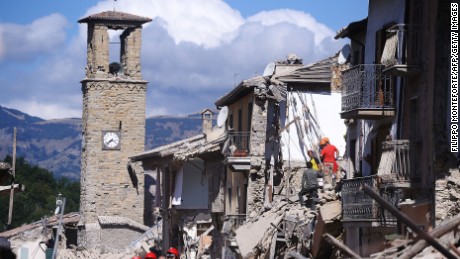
[247,9,335,46]
[0,0,344,119]
[0,13,68,62]
[5,100,81,120]
[85,0,244,48]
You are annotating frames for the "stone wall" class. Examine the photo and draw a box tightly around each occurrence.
[207,160,225,213]
[121,27,143,80]
[331,63,350,92]
[86,24,110,78]
[435,169,460,221]
[247,97,268,217]
[80,80,147,225]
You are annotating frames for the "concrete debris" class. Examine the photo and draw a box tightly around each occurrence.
[228,167,460,259]
[435,168,460,221]
[229,166,343,259]
[234,211,280,257]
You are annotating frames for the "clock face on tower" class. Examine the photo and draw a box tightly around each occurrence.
[102,131,121,150]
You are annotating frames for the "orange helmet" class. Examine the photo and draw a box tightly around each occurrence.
[145,252,157,259]
[320,137,330,146]
[166,247,179,257]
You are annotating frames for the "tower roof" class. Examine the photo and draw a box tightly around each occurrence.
[78,11,152,25]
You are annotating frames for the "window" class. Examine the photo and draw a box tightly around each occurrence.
[375,23,396,64]
[247,102,253,132]
[229,114,234,129]
[228,187,232,210]
[238,109,243,131]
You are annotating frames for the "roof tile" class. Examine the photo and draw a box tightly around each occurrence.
[79,11,152,24]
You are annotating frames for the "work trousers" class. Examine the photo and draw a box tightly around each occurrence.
[323,162,341,187]
[298,188,319,210]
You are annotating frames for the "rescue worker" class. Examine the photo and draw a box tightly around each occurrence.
[145,251,157,259]
[307,150,322,172]
[320,137,340,187]
[298,161,324,210]
[166,247,179,259]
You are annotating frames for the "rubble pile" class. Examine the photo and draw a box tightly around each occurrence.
[435,168,460,221]
[362,213,460,258]
[230,166,343,258]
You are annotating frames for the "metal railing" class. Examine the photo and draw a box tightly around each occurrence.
[378,140,417,185]
[341,64,394,113]
[341,175,398,225]
[228,131,250,157]
[386,23,421,67]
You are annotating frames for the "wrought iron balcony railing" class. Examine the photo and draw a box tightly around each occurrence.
[341,175,398,225]
[228,131,250,157]
[341,64,394,119]
[382,23,421,76]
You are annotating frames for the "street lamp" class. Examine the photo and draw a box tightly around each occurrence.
[51,193,66,259]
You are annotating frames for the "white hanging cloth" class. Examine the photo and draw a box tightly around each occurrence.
[172,167,184,205]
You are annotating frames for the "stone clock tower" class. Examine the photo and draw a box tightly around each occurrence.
[78,11,151,250]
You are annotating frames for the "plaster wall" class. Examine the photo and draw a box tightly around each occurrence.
[280,92,346,163]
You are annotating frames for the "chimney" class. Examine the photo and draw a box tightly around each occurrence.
[201,109,214,134]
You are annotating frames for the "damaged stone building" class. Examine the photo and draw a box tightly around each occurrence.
[1,10,159,259]
[336,0,455,257]
[130,0,458,258]
[2,1,457,258]
[130,52,349,258]
[77,10,152,254]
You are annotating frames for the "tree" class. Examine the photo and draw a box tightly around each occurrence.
[0,156,80,230]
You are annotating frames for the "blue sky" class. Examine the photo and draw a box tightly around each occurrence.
[0,0,368,119]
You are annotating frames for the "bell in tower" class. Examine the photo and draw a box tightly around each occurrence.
[78,11,151,253]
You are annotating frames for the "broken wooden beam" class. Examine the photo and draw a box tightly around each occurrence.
[0,184,24,196]
[270,222,284,233]
[361,185,457,259]
[323,233,362,259]
[449,243,460,257]
[399,213,460,259]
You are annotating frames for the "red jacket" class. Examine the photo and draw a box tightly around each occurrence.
[321,144,339,172]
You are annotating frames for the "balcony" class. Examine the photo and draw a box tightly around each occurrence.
[225,131,251,171]
[377,140,419,188]
[381,24,421,77]
[228,131,250,157]
[341,64,395,119]
[341,175,398,226]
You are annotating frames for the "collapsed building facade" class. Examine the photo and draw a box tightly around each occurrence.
[130,0,457,257]
[130,53,348,258]
[2,1,457,258]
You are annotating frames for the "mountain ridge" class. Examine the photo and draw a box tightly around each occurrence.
[0,105,204,180]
